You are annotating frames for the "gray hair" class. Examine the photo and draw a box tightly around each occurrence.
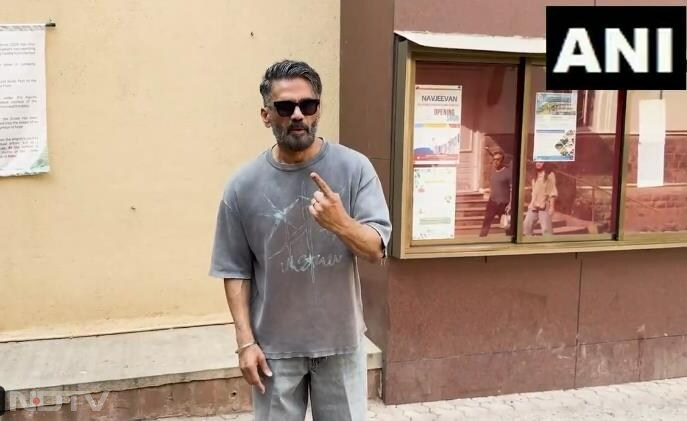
[259,60,322,105]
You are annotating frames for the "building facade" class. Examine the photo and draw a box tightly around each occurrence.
[341,0,687,404]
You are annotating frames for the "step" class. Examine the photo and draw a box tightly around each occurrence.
[532,218,568,229]
[456,199,489,209]
[455,224,507,232]
[455,215,567,229]
[456,208,488,217]
[532,225,589,235]
[455,225,588,236]
[457,215,497,222]
[0,325,383,419]
[455,215,497,228]
[456,193,487,201]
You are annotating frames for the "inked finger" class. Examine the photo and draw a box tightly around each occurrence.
[310,172,334,196]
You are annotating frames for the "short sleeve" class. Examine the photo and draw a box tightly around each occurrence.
[546,173,559,198]
[353,160,392,256]
[209,193,253,280]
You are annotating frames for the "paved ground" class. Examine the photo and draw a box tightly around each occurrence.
[158,377,687,420]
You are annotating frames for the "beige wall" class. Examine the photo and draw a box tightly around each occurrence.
[1,1,340,340]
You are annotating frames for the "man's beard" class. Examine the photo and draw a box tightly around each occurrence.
[272,121,318,152]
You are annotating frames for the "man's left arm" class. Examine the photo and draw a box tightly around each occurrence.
[308,171,391,263]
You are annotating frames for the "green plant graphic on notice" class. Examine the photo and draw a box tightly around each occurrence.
[554,129,576,159]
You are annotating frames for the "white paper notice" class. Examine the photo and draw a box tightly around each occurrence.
[413,85,461,165]
[412,166,456,240]
[637,99,666,188]
[0,25,48,177]
[533,92,577,162]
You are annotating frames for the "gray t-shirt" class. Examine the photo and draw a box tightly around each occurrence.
[209,140,391,359]
[489,165,512,204]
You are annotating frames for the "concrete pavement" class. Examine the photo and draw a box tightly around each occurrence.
[157,377,687,420]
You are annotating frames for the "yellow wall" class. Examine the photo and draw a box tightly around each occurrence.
[1,1,340,340]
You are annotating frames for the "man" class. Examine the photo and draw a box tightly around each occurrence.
[479,148,512,237]
[209,60,391,421]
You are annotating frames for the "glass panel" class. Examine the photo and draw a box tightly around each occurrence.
[414,61,519,242]
[523,66,621,239]
[623,78,687,234]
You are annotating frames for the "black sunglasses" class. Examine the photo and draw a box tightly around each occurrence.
[271,99,320,117]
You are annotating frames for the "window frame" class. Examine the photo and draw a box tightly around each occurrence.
[618,95,687,242]
[390,40,687,259]
[518,58,619,244]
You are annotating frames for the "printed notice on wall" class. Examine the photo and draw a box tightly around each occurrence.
[533,92,577,162]
[412,166,456,240]
[637,99,666,188]
[413,85,461,165]
[0,25,48,177]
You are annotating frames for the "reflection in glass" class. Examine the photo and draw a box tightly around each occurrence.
[479,149,513,237]
[524,67,621,239]
[624,85,687,234]
[524,163,558,236]
[415,61,518,242]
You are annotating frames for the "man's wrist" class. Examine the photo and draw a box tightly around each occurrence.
[235,324,255,347]
[331,215,356,236]
[236,340,258,355]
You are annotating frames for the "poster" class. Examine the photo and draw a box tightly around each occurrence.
[412,166,456,240]
[533,92,577,162]
[0,25,48,177]
[637,99,666,188]
[413,85,461,165]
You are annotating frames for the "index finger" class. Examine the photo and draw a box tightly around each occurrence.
[310,172,334,196]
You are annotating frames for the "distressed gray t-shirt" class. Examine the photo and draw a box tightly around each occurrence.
[209,140,391,359]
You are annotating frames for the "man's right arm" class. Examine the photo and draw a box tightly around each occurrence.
[224,279,272,394]
[224,278,254,346]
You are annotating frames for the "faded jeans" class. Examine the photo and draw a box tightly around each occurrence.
[252,343,367,421]
[524,209,553,236]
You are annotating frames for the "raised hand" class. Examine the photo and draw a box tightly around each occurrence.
[308,172,352,234]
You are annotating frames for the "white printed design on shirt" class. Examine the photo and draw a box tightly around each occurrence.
[260,182,345,282]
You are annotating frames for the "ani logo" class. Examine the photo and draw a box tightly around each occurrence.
[546,6,686,90]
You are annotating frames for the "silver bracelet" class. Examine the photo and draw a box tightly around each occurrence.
[235,341,257,354]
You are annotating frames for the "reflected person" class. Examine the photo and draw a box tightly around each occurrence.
[523,162,558,236]
[480,148,512,237]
